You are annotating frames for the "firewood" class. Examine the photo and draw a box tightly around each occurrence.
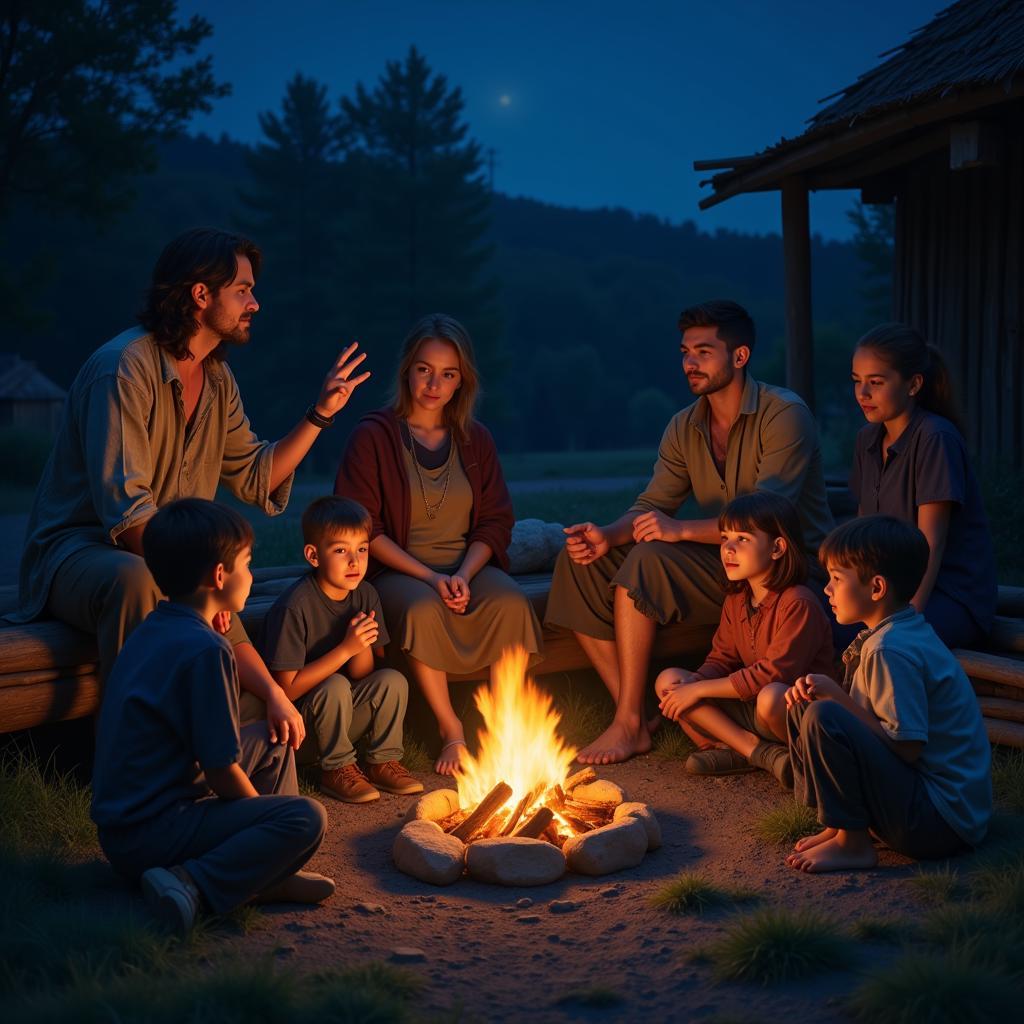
[541,821,562,846]
[499,787,540,837]
[565,798,614,819]
[564,767,597,791]
[513,806,554,839]
[560,811,596,833]
[552,784,566,808]
[450,781,513,842]
[440,809,468,833]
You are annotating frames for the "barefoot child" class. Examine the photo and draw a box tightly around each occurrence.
[785,515,991,873]
[260,496,423,803]
[655,491,835,788]
[91,499,333,935]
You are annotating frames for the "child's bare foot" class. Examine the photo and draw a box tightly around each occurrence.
[785,830,878,873]
[435,738,468,776]
[576,720,651,765]
[793,827,836,853]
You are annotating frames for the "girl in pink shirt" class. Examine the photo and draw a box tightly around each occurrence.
[655,491,835,788]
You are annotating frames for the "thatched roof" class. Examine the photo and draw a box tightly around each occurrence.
[0,356,65,401]
[812,0,1024,129]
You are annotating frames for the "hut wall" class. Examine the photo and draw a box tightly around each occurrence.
[894,113,1024,468]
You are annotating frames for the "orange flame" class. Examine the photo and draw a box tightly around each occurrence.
[456,647,577,814]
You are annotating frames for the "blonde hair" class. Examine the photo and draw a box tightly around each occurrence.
[392,314,480,442]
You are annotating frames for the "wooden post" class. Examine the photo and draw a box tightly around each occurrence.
[781,176,815,411]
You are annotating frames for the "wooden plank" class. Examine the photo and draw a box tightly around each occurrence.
[781,175,815,411]
[990,616,1024,654]
[955,650,1024,691]
[0,676,100,732]
[977,697,1024,724]
[984,717,1024,749]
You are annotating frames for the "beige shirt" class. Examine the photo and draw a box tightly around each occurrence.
[15,328,293,621]
[630,375,834,564]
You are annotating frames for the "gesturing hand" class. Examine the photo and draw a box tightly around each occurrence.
[344,611,379,652]
[632,509,681,544]
[314,342,372,419]
[564,522,609,565]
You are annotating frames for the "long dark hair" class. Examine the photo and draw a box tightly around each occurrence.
[719,491,808,595]
[138,228,262,360]
[855,323,961,431]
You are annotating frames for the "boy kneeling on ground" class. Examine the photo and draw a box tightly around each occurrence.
[91,499,334,934]
[785,514,991,873]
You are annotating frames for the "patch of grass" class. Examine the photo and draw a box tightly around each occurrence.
[848,951,1020,1024]
[968,851,1024,913]
[651,725,696,761]
[906,864,961,905]
[0,753,96,857]
[991,747,1024,813]
[849,915,914,944]
[705,907,852,985]
[553,681,612,750]
[649,871,760,916]
[402,738,432,775]
[554,986,624,1008]
[753,799,819,846]
[920,904,1024,977]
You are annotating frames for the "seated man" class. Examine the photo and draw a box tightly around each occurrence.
[545,300,834,765]
[11,228,370,747]
[91,499,334,934]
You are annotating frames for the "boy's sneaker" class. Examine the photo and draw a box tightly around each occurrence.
[141,865,202,936]
[748,741,795,790]
[321,763,380,803]
[366,760,424,796]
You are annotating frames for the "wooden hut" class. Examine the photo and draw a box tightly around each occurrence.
[696,0,1024,465]
[0,355,66,435]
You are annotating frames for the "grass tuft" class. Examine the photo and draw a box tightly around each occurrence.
[849,915,914,945]
[848,950,1020,1024]
[753,800,819,845]
[906,864,961,905]
[651,725,697,761]
[991,747,1024,813]
[401,739,432,775]
[968,850,1024,914]
[705,907,851,985]
[649,871,759,916]
[553,682,612,749]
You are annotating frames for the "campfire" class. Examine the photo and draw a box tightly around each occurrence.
[393,648,661,886]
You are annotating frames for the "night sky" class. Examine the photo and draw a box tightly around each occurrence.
[178,0,947,239]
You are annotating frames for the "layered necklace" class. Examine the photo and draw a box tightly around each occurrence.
[402,421,455,520]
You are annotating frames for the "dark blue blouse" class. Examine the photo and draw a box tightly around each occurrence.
[850,407,997,634]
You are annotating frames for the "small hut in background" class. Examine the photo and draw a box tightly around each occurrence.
[696,0,1024,466]
[0,355,66,436]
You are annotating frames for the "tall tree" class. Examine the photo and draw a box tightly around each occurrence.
[0,1,227,220]
[848,200,895,322]
[338,46,502,397]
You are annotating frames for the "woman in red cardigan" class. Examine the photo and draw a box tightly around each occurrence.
[335,314,543,774]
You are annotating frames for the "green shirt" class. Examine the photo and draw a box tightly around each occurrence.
[630,374,834,565]
[15,328,293,621]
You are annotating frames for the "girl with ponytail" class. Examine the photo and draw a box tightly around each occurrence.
[848,323,996,647]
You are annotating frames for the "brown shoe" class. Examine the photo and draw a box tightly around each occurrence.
[321,763,380,803]
[365,760,425,796]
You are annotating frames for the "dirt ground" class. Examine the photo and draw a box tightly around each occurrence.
[146,756,943,1024]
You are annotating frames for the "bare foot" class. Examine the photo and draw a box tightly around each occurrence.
[435,738,468,776]
[793,827,836,853]
[576,720,651,765]
[785,831,878,873]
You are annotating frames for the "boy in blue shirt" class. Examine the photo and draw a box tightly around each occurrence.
[260,496,422,803]
[91,499,333,934]
[783,515,991,873]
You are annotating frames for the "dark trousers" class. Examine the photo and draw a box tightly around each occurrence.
[99,723,327,914]
[787,700,967,861]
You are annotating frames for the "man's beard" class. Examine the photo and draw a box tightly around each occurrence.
[686,362,734,396]
[207,303,253,346]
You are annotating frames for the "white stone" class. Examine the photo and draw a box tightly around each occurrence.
[465,837,566,886]
[392,820,465,886]
[562,817,648,876]
[613,801,663,851]
[571,780,627,806]
[508,519,566,574]
[404,788,461,823]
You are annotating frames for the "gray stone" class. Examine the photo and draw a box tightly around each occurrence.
[516,897,533,908]
[354,902,386,915]
[548,899,580,914]
[562,817,648,876]
[507,519,565,574]
[404,788,461,823]
[613,801,663,850]
[465,837,566,886]
[392,819,466,886]
[571,780,627,806]
[517,914,542,924]
[391,947,427,963]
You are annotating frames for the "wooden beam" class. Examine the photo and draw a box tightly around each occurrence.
[698,81,1024,209]
[692,156,758,171]
[781,176,815,411]
[807,130,948,190]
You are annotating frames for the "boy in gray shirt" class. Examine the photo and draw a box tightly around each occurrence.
[781,515,991,873]
[91,499,333,935]
[260,497,423,803]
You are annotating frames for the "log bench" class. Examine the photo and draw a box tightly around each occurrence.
[2,571,1023,748]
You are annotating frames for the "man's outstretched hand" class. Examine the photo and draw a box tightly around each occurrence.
[314,342,371,419]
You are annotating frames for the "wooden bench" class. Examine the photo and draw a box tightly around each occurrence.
[3,570,1023,746]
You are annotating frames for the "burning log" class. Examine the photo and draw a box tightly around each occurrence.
[560,811,597,834]
[499,787,540,837]
[565,798,616,821]
[450,781,513,842]
[514,806,554,839]
[563,767,597,792]
[552,784,566,808]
